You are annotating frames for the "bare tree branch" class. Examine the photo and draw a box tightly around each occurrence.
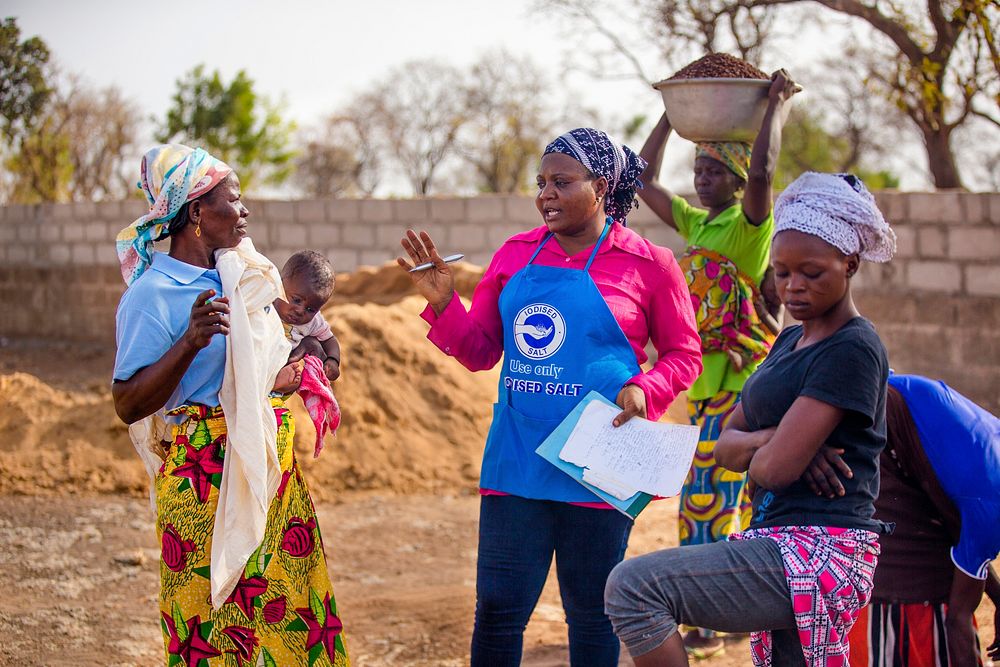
[969,106,1000,129]
[542,0,653,82]
[746,0,925,64]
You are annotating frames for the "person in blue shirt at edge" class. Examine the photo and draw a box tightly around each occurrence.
[636,67,798,657]
[843,373,1000,667]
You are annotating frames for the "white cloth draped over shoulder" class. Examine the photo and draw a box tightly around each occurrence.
[211,237,292,608]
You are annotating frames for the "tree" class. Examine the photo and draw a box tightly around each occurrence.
[61,79,141,200]
[3,109,72,203]
[541,0,776,81]
[0,20,140,203]
[294,111,381,198]
[744,0,998,189]
[460,51,556,194]
[157,65,295,192]
[0,17,60,202]
[645,0,777,64]
[361,60,468,195]
[777,107,899,189]
[0,17,52,142]
[3,75,141,204]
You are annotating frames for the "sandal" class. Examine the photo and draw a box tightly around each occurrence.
[685,641,727,660]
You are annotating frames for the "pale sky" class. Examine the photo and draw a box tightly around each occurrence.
[5,0,942,193]
[9,0,613,127]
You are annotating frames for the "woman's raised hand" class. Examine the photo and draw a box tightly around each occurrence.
[397,230,455,315]
[769,68,798,104]
[183,289,230,350]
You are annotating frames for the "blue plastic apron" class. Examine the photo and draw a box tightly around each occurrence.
[481,222,642,502]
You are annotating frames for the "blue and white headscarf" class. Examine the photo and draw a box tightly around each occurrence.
[543,128,647,225]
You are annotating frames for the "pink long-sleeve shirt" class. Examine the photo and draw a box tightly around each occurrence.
[421,222,702,421]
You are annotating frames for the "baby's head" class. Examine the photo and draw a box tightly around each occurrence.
[275,250,335,326]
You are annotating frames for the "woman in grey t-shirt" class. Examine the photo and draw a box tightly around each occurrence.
[605,172,897,667]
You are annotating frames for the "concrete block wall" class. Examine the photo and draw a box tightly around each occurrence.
[1,192,998,411]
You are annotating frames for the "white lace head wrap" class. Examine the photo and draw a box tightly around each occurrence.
[774,172,896,263]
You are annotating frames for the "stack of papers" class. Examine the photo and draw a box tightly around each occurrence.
[536,391,700,517]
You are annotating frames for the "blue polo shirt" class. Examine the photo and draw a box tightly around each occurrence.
[888,374,1000,579]
[113,252,226,412]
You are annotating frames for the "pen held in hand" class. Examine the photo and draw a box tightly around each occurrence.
[409,253,465,273]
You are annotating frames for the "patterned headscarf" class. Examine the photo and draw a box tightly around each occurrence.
[115,144,233,285]
[774,172,896,263]
[695,141,752,181]
[543,128,647,225]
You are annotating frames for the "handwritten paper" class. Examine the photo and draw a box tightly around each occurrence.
[558,400,699,498]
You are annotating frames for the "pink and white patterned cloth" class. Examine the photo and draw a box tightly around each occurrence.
[731,525,880,667]
[297,354,341,458]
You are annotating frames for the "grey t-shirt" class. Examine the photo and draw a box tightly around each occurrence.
[741,317,889,532]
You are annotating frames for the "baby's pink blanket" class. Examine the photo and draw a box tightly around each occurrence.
[297,355,341,457]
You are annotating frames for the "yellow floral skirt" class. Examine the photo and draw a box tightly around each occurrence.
[154,399,349,667]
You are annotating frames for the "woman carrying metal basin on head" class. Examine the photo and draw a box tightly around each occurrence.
[637,55,799,658]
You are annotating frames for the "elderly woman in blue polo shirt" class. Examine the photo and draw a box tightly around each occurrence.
[112,145,349,666]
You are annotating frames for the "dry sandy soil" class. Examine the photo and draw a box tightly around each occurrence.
[0,263,994,666]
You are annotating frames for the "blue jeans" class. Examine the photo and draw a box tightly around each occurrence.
[472,494,633,667]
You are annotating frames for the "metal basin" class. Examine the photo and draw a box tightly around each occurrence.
[652,78,799,143]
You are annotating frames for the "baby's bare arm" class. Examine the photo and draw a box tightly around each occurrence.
[321,335,342,381]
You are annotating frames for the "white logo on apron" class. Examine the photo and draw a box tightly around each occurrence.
[513,303,566,359]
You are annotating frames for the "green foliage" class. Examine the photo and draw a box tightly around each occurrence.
[776,108,899,191]
[0,17,51,139]
[621,114,649,144]
[3,112,73,203]
[0,17,69,203]
[1,23,139,203]
[157,65,295,192]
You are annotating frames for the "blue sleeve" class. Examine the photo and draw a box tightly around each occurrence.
[113,290,178,382]
[951,500,1000,579]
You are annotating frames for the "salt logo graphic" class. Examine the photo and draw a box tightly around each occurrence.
[513,303,566,359]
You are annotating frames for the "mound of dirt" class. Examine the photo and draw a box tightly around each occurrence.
[294,293,499,502]
[333,260,485,305]
[0,372,145,496]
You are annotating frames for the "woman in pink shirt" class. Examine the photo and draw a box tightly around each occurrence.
[397,128,702,667]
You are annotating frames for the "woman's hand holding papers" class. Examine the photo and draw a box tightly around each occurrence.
[613,384,647,427]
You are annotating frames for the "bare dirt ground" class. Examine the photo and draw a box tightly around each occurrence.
[0,493,683,666]
[1,493,996,667]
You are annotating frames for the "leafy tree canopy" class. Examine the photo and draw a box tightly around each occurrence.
[157,65,295,192]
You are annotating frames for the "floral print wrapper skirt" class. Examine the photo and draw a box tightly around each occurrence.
[154,399,349,667]
[680,390,752,546]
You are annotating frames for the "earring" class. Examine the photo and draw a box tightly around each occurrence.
[194,222,202,238]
